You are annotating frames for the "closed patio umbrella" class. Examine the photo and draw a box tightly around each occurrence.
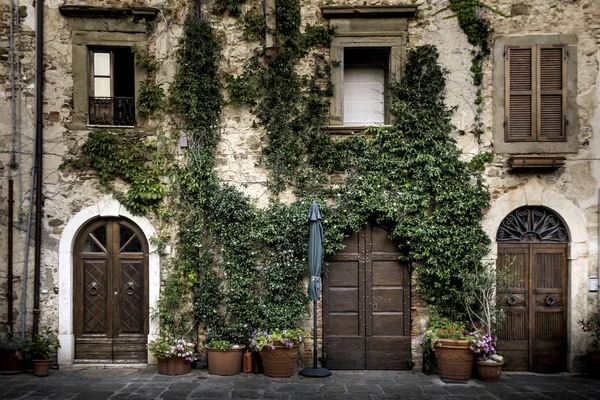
[300,201,331,377]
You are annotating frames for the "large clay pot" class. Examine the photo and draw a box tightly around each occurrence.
[206,345,245,376]
[259,343,299,378]
[32,359,51,377]
[434,339,474,381]
[476,360,503,382]
[586,350,600,378]
[157,357,191,375]
[0,354,24,375]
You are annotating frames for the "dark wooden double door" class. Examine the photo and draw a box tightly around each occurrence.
[324,223,411,370]
[497,243,567,372]
[74,218,149,363]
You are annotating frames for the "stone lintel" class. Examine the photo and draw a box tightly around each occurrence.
[321,5,418,19]
[59,5,159,20]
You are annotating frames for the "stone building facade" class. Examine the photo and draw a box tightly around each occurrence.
[1,0,599,372]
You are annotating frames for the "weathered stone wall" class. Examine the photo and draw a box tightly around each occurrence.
[0,0,37,336]
[0,0,599,372]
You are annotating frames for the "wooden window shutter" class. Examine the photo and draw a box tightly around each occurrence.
[506,46,535,141]
[538,45,566,141]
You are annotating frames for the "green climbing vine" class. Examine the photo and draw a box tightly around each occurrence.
[437,1,506,141]
[77,130,168,215]
[73,0,498,344]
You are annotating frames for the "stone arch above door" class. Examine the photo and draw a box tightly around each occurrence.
[483,184,587,248]
[58,197,159,365]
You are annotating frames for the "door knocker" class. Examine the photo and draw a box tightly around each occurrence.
[507,294,517,306]
[126,281,135,296]
[89,281,98,296]
[545,294,555,306]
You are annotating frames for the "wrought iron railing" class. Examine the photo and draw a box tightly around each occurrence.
[89,97,136,126]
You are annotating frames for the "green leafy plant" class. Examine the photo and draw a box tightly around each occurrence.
[147,337,198,361]
[249,328,305,351]
[132,45,160,71]
[24,327,60,360]
[80,130,167,215]
[207,340,235,350]
[579,307,600,350]
[459,262,516,340]
[0,336,24,359]
[137,79,165,117]
[241,6,266,41]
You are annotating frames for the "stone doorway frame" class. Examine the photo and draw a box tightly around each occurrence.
[58,197,160,365]
[482,183,589,371]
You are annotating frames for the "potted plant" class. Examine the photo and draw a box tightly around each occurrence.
[459,263,511,381]
[205,339,246,376]
[249,328,304,378]
[23,327,60,377]
[148,336,198,375]
[469,325,504,381]
[0,336,24,375]
[578,307,600,378]
[423,320,476,382]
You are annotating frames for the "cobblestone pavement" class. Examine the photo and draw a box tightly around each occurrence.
[1,367,599,400]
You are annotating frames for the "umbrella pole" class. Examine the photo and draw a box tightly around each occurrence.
[299,299,331,377]
[313,300,318,369]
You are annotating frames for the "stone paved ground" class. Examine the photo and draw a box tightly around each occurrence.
[1,367,599,400]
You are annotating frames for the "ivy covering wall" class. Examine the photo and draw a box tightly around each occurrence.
[75,1,495,344]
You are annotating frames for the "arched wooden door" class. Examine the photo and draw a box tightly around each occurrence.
[74,218,149,363]
[496,207,568,373]
[323,222,411,370]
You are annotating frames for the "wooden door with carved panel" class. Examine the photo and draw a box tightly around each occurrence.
[74,218,149,363]
[496,207,568,373]
[323,222,411,370]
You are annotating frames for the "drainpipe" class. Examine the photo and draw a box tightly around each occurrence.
[7,179,14,337]
[8,0,16,338]
[20,137,36,340]
[32,0,44,338]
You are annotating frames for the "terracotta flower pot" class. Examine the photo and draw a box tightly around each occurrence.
[259,343,299,378]
[434,339,474,381]
[32,359,51,377]
[586,349,600,378]
[476,360,503,382]
[206,345,245,376]
[0,354,24,375]
[157,357,191,375]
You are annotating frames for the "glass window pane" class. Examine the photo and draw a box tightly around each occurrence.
[94,52,111,76]
[120,224,142,253]
[83,225,107,253]
[343,65,385,124]
[119,224,134,249]
[94,77,111,97]
[83,237,103,253]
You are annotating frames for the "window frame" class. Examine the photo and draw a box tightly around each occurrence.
[329,35,406,130]
[322,5,416,134]
[504,44,567,143]
[87,46,137,127]
[493,35,578,154]
[69,26,147,130]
